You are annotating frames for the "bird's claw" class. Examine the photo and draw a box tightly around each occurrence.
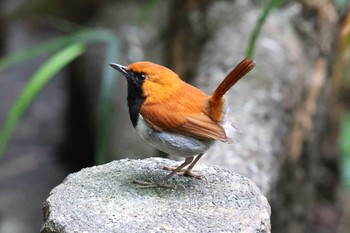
[162,166,204,179]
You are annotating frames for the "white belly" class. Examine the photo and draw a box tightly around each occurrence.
[135,115,214,157]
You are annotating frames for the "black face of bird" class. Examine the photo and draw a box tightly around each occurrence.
[110,63,146,127]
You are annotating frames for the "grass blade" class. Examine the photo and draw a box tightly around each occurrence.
[0,36,73,70]
[246,0,285,58]
[0,43,85,159]
[0,29,118,70]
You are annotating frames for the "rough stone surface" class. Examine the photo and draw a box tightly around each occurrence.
[41,158,271,233]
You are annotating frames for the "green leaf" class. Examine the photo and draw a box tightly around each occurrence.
[340,113,350,192]
[0,29,118,70]
[0,36,72,70]
[0,43,85,159]
[246,0,285,58]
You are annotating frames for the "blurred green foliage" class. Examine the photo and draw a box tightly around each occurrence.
[0,30,119,164]
[340,113,350,192]
[336,0,350,13]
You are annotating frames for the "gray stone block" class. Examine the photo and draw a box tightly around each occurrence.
[41,158,270,233]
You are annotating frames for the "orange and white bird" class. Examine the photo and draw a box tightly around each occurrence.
[110,58,255,187]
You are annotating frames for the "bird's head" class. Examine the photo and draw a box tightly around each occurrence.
[110,61,183,103]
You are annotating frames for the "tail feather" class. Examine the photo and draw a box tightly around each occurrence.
[210,58,255,122]
[212,58,255,101]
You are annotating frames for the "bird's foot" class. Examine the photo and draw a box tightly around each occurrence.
[162,166,204,179]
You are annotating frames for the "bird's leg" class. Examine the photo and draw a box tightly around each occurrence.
[183,153,204,178]
[134,157,194,188]
[158,156,194,183]
[163,153,204,179]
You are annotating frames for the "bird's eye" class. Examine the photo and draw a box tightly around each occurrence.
[139,73,146,80]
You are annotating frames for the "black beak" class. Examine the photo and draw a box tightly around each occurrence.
[109,63,129,77]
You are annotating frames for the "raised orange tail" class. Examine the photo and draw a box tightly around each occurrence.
[210,58,255,122]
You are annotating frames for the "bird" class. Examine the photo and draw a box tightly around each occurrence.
[109,58,255,187]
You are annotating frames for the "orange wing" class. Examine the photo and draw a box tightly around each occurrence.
[177,114,227,141]
[140,82,227,141]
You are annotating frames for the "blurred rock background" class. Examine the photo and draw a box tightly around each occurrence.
[0,0,350,232]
